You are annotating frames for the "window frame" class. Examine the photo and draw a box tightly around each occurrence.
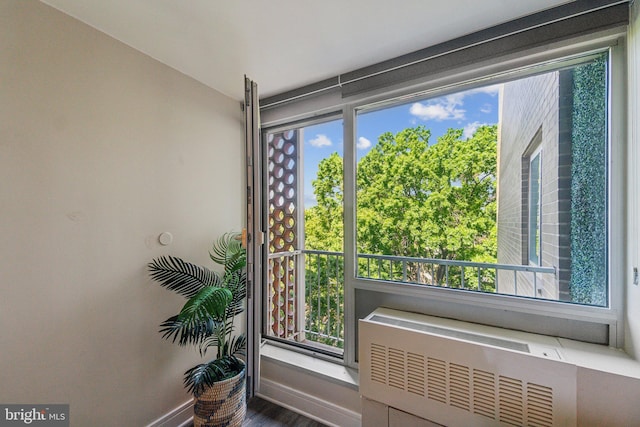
[261,33,627,369]
[261,112,347,358]
[528,148,543,267]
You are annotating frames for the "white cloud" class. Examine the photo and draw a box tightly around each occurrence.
[308,134,332,148]
[444,92,466,105]
[357,136,372,150]
[409,84,502,123]
[409,100,465,121]
[463,121,483,139]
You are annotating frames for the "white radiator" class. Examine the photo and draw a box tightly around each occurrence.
[359,308,577,427]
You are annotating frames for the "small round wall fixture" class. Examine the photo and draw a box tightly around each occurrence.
[158,232,173,246]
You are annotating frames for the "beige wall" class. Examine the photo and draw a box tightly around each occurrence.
[0,1,243,425]
[577,368,640,426]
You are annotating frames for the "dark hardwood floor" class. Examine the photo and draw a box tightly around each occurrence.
[187,397,328,427]
[243,397,328,426]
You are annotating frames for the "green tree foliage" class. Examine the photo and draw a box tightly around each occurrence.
[306,125,498,264]
[305,152,344,252]
[302,125,498,347]
[356,125,497,286]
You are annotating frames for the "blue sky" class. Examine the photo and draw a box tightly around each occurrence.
[301,85,501,207]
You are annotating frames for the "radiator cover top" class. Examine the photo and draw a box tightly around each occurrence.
[359,308,577,427]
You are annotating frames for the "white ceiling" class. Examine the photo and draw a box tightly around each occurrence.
[41,0,572,100]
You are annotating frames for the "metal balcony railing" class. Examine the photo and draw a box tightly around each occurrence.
[357,253,556,294]
[267,250,556,351]
[304,250,345,349]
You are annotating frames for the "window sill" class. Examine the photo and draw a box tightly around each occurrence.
[558,337,640,378]
[260,341,359,390]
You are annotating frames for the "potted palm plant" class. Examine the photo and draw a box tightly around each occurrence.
[148,232,247,427]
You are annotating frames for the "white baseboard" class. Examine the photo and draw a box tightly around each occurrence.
[145,379,361,427]
[258,378,361,427]
[145,399,193,427]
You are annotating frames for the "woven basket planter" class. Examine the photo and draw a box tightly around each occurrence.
[193,367,246,427]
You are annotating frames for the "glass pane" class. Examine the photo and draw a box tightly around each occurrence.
[350,52,608,306]
[265,118,344,353]
[529,152,541,265]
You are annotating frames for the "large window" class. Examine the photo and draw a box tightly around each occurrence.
[350,52,609,306]
[260,33,624,362]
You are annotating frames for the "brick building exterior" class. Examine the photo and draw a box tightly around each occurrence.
[496,71,573,300]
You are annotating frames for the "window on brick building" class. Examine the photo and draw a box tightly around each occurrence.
[527,149,542,266]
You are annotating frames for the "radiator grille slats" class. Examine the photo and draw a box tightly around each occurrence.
[527,383,553,427]
[449,363,470,411]
[368,342,557,425]
[473,369,496,419]
[407,352,425,396]
[499,376,524,426]
[370,343,386,384]
[388,347,406,390]
[427,357,447,403]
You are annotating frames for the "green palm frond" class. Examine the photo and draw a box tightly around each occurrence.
[184,357,245,397]
[198,333,220,355]
[197,324,237,354]
[209,234,230,265]
[223,270,246,316]
[179,286,232,324]
[159,315,217,347]
[225,238,247,274]
[158,286,230,348]
[229,334,247,357]
[210,232,246,274]
[148,256,222,298]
